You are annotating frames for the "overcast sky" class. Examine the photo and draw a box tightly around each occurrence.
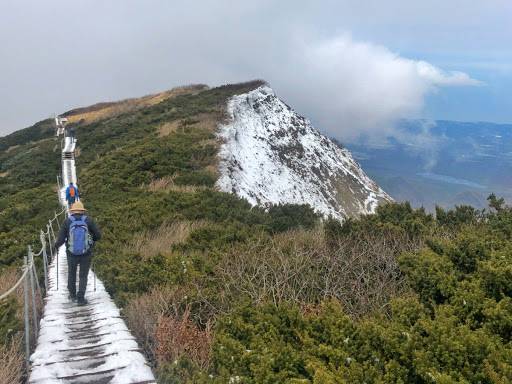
[1,0,511,140]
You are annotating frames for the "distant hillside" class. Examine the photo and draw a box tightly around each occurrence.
[346,119,512,210]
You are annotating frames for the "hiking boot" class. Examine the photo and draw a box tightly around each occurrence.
[68,294,77,302]
[77,297,88,306]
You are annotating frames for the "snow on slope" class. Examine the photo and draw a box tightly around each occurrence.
[216,86,391,220]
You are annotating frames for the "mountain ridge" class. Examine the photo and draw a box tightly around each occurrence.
[217,85,391,220]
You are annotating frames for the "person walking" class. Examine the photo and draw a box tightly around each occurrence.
[64,125,76,139]
[65,182,80,207]
[54,201,101,305]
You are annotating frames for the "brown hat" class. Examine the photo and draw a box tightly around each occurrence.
[69,201,86,214]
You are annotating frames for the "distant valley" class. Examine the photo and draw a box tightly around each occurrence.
[346,119,512,211]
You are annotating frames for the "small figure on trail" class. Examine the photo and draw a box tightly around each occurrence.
[55,201,101,305]
[65,182,79,207]
[64,125,75,139]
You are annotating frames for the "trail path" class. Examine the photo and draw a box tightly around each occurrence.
[29,135,156,383]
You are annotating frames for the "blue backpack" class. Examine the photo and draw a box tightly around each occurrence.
[68,215,92,255]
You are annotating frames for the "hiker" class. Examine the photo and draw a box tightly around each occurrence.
[64,125,75,139]
[54,201,101,305]
[65,182,79,207]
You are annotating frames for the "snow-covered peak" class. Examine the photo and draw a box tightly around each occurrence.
[216,85,391,220]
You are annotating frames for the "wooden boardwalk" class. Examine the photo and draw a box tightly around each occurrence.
[29,133,156,383]
[29,246,156,383]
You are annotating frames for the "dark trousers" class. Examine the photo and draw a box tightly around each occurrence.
[67,252,92,299]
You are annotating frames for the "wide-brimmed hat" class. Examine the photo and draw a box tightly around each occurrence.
[69,201,86,213]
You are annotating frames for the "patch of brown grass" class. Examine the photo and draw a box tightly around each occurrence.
[5,145,19,153]
[158,112,221,138]
[0,171,9,178]
[190,112,220,133]
[0,269,25,384]
[65,84,208,125]
[0,339,23,384]
[124,285,212,369]
[155,307,212,370]
[158,121,181,137]
[0,267,23,304]
[145,176,210,193]
[127,221,207,259]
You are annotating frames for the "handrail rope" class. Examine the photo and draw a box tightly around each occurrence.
[0,262,32,301]
[49,207,67,224]
[33,246,45,257]
[1,205,61,301]
[0,206,59,300]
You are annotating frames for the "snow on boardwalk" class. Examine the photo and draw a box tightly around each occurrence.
[29,246,156,384]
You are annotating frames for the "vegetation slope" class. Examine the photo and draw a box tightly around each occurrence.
[1,81,511,383]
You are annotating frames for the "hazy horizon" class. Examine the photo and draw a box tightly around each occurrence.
[1,1,511,141]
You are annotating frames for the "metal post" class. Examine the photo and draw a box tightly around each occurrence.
[48,220,56,246]
[28,246,38,340]
[31,250,41,295]
[23,256,30,370]
[46,226,58,290]
[56,174,63,203]
[56,245,59,291]
[54,212,60,229]
[46,226,54,261]
[40,231,48,292]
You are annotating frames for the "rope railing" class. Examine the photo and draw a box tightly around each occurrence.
[0,265,29,301]
[0,190,67,371]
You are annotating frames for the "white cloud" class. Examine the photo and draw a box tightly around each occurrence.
[267,35,481,142]
[415,61,483,86]
[0,1,487,137]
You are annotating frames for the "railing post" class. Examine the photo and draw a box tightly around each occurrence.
[40,231,48,292]
[30,249,41,295]
[23,256,31,371]
[56,174,62,203]
[46,226,58,290]
[54,211,60,229]
[28,246,38,340]
[46,226,53,260]
[56,246,59,291]
[48,220,56,245]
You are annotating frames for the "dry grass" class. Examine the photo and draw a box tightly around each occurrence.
[0,171,9,178]
[155,308,212,370]
[158,112,220,138]
[190,112,220,133]
[0,339,23,384]
[5,144,19,153]
[0,269,26,384]
[65,84,208,124]
[124,285,212,369]
[0,267,23,304]
[127,221,207,259]
[145,176,210,193]
[158,121,181,137]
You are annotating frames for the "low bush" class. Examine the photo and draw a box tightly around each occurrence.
[215,228,407,316]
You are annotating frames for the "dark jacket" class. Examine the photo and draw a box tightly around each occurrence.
[55,214,101,255]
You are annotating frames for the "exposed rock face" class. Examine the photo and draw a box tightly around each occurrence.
[216,85,391,220]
